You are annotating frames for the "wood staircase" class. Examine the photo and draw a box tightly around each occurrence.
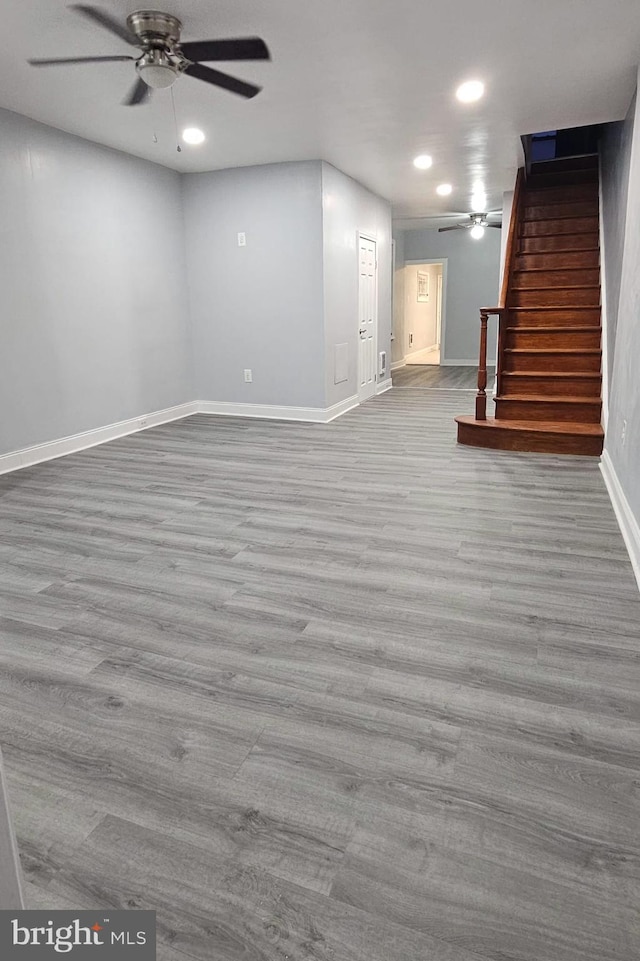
[456,155,604,455]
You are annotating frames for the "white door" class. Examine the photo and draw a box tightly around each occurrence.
[358,236,377,401]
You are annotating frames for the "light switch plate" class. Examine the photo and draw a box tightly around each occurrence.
[237,232,246,247]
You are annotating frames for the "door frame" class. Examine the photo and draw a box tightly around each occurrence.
[357,232,378,402]
[404,258,448,364]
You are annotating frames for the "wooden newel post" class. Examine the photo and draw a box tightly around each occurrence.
[475,310,489,421]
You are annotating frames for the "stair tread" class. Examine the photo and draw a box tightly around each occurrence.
[496,394,602,403]
[513,265,599,272]
[522,213,598,222]
[505,326,600,332]
[503,370,601,377]
[517,246,600,251]
[504,348,601,354]
[509,305,599,311]
[511,284,600,290]
[456,416,603,436]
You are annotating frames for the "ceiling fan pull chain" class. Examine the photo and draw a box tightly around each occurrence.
[170,85,181,152]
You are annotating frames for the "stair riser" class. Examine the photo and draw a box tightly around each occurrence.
[503,352,601,373]
[523,201,599,220]
[507,308,601,327]
[457,422,603,455]
[495,399,602,424]
[524,184,599,205]
[506,330,601,350]
[519,234,599,253]
[526,170,598,188]
[501,374,601,397]
[513,268,599,288]
[531,156,598,174]
[510,288,600,307]
[521,217,599,237]
[516,250,600,269]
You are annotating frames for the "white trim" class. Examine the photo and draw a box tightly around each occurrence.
[405,345,439,364]
[391,358,407,371]
[600,450,640,592]
[0,402,198,475]
[440,358,478,366]
[598,153,609,430]
[0,395,363,476]
[376,378,393,395]
[197,395,360,424]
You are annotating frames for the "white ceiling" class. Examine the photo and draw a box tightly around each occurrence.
[2,0,639,219]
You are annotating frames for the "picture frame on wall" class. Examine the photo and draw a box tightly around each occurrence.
[417,270,429,302]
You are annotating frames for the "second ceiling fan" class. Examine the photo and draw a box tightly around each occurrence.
[438,212,502,234]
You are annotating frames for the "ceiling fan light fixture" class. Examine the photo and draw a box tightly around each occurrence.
[436,183,453,196]
[456,80,485,103]
[182,127,206,145]
[136,49,180,88]
[413,154,433,170]
[470,224,485,240]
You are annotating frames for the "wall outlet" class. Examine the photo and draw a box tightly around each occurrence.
[139,418,148,428]
[622,418,627,445]
[237,232,246,247]
[244,369,252,383]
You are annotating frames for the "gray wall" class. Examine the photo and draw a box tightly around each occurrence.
[605,73,640,521]
[0,107,191,456]
[321,163,392,406]
[183,161,326,409]
[402,226,501,363]
[601,98,636,385]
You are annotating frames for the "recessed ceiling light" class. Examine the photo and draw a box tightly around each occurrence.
[436,183,453,196]
[470,224,485,240]
[413,154,433,170]
[182,127,206,145]
[456,80,485,103]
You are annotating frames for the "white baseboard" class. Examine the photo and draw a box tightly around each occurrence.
[440,359,478,367]
[0,402,198,475]
[376,378,393,395]
[391,358,407,371]
[197,394,359,424]
[0,395,362,476]
[600,450,640,592]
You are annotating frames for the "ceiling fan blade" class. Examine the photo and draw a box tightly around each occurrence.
[488,223,503,228]
[180,37,270,62]
[184,62,261,98]
[438,225,464,232]
[29,55,134,66]
[123,77,150,106]
[70,5,139,46]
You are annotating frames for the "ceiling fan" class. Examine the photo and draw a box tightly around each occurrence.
[438,212,502,234]
[28,5,270,105]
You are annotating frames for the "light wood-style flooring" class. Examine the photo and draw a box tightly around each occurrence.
[1,389,639,961]
[392,365,494,389]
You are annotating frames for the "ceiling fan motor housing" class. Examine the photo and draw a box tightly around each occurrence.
[126,11,183,46]
[128,11,184,88]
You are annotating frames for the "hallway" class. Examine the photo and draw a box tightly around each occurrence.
[392,364,494,389]
[1,389,639,961]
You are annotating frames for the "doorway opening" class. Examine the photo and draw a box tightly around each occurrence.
[402,261,445,366]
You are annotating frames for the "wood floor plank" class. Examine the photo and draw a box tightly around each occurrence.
[1,389,639,959]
